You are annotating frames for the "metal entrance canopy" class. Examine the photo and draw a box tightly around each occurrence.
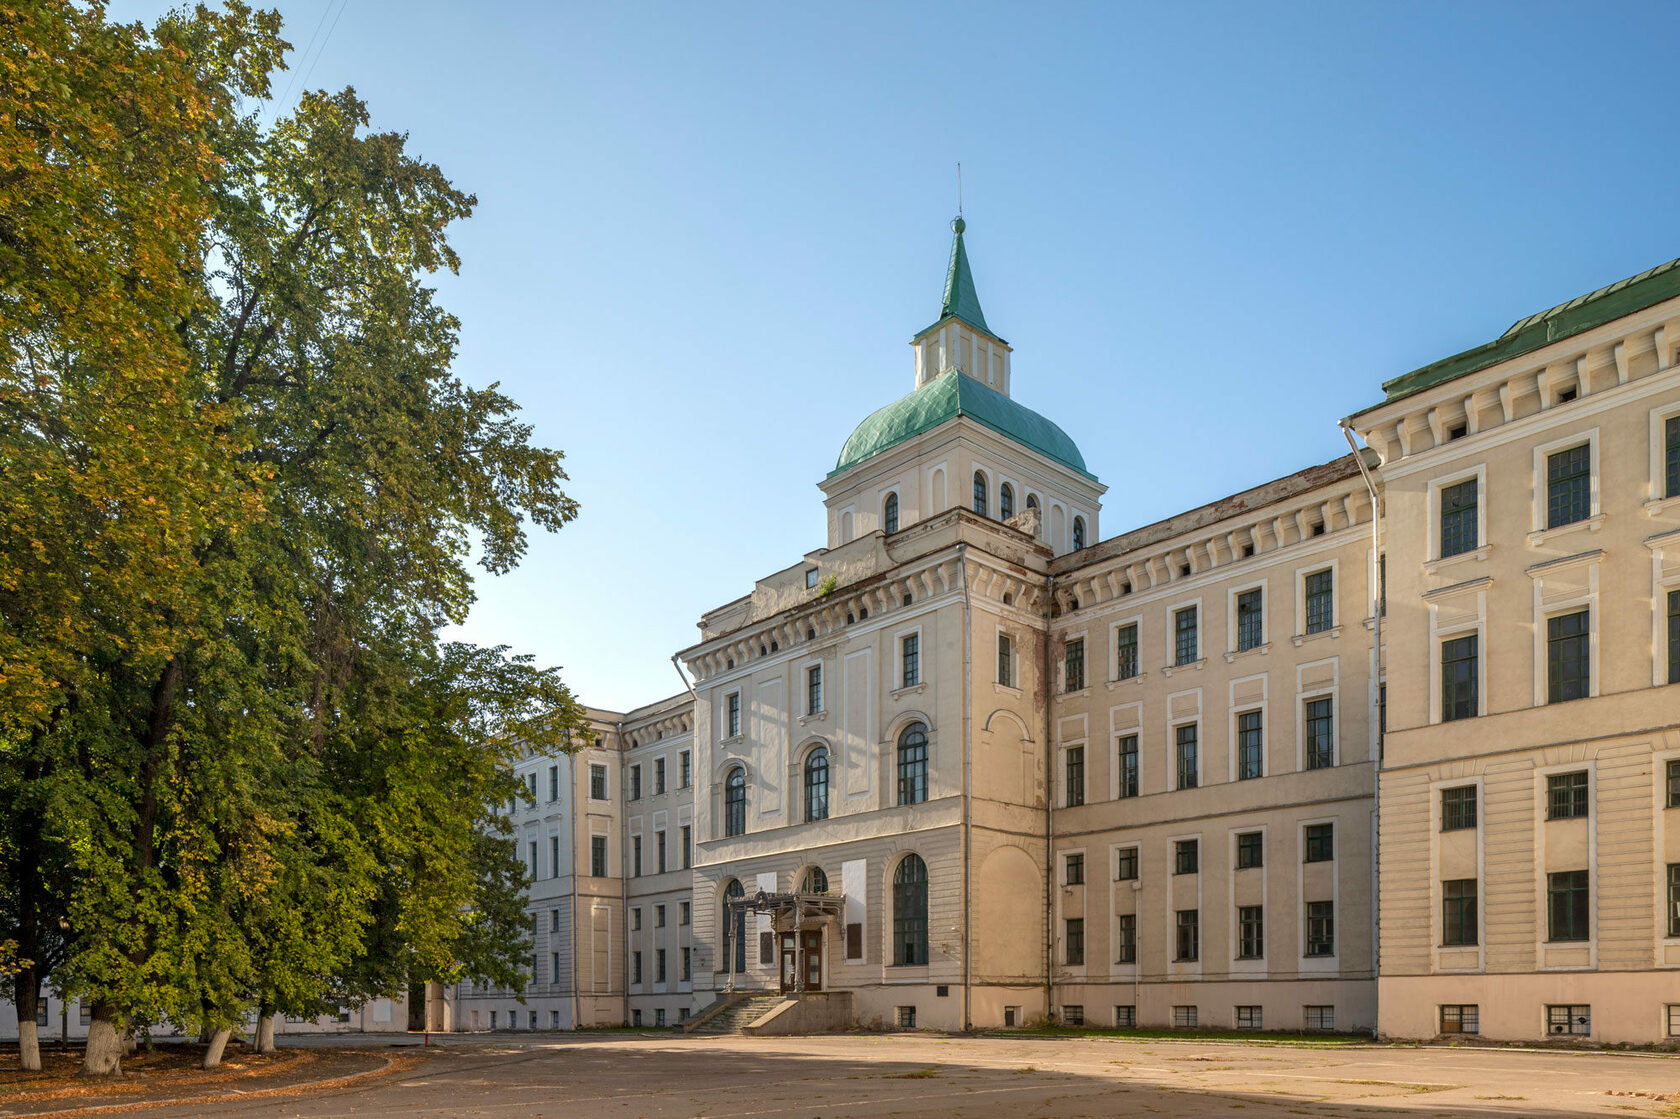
[722,891,843,993]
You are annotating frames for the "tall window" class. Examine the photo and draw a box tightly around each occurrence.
[997,633,1014,687]
[1441,785,1477,831]
[1115,623,1139,680]
[1175,723,1198,790]
[1064,746,1085,808]
[1304,697,1335,769]
[1064,638,1085,692]
[804,746,829,822]
[1667,415,1680,498]
[680,750,692,789]
[724,766,746,837]
[1305,900,1335,957]
[892,854,928,965]
[654,757,666,795]
[897,722,929,805]
[590,763,608,800]
[1669,759,1680,810]
[1546,443,1592,528]
[724,880,746,973]
[802,866,829,894]
[807,664,823,715]
[632,835,642,876]
[1238,905,1264,959]
[548,764,559,802]
[656,830,667,873]
[1668,864,1680,938]
[1547,610,1590,702]
[590,835,607,877]
[1237,710,1263,780]
[1547,870,1589,941]
[1670,590,1680,685]
[1546,771,1588,820]
[1072,516,1086,550]
[1236,831,1263,869]
[1115,914,1136,963]
[1441,634,1478,721]
[1064,918,1085,965]
[1064,852,1084,885]
[681,824,691,868]
[901,634,920,688]
[1442,879,1478,946]
[1174,838,1199,875]
[883,491,899,534]
[972,471,987,516]
[1174,606,1199,665]
[549,835,559,879]
[1440,478,1479,557]
[1175,909,1199,962]
[1304,569,1334,635]
[630,765,642,801]
[725,692,741,738]
[1115,846,1138,880]
[999,483,1014,520]
[1236,589,1263,651]
[1117,734,1139,798]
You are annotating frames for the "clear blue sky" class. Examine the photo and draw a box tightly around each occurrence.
[116,1,1680,712]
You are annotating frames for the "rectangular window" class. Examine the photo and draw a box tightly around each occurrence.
[1547,1004,1591,1036]
[1547,771,1589,820]
[1114,846,1139,881]
[1115,623,1140,680]
[1669,759,1680,810]
[1304,568,1334,634]
[1065,918,1085,965]
[1304,1005,1335,1031]
[1441,785,1477,831]
[1115,914,1136,963]
[1114,1004,1136,1028]
[1172,1004,1198,1028]
[655,948,667,983]
[1236,710,1263,780]
[1547,869,1590,941]
[896,1006,916,1030]
[654,757,666,795]
[1666,414,1680,499]
[1440,1004,1479,1034]
[680,750,692,789]
[1440,478,1479,557]
[901,633,920,688]
[725,693,741,738]
[1667,864,1680,938]
[1546,610,1590,703]
[682,946,692,981]
[1174,838,1199,875]
[1304,697,1334,770]
[1235,1005,1263,1030]
[1064,638,1085,692]
[630,765,642,801]
[1305,901,1335,957]
[656,831,667,874]
[997,633,1013,687]
[1174,606,1199,666]
[1442,879,1478,946]
[551,952,560,983]
[1669,1004,1680,1038]
[1237,905,1264,959]
[1061,1004,1084,1026]
[549,835,559,879]
[1440,634,1479,721]
[548,764,559,802]
[632,951,642,985]
[1547,443,1592,528]
[1236,831,1263,869]
[550,909,560,933]
[807,664,822,715]
[632,906,643,931]
[631,835,642,877]
[1117,734,1139,798]
[1304,822,1334,863]
[680,824,692,869]
[590,835,607,877]
[1175,723,1198,790]
[526,772,537,805]
[590,763,607,801]
[681,900,691,925]
[1671,590,1680,686]
[528,840,536,876]
[1065,852,1084,886]
[1236,589,1263,651]
[1175,909,1199,962]
[1064,746,1085,807]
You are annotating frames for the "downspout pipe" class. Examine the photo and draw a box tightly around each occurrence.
[1042,572,1055,1023]
[1339,421,1382,1040]
[958,544,973,1032]
[670,654,698,702]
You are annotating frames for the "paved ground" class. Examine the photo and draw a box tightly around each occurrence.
[4,1033,1678,1118]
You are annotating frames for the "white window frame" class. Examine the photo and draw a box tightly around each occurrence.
[1109,701,1142,801]
[802,657,824,716]
[1650,529,1680,688]
[722,690,743,741]
[1533,759,1598,970]
[1528,551,1600,707]
[1166,597,1204,670]
[994,625,1018,692]
[1168,713,1201,792]
[1528,427,1601,540]
[895,625,925,693]
[1426,580,1488,725]
[1650,399,1680,510]
[1293,558,1340,642]
[1108,613,1145,683]
[1226,579,1268,658]
[1059,741,1088,808]
[1426,463,1489,570]
[1295,658,1339,772]
[1061,626,1090,694]
[1297,813,1341,971]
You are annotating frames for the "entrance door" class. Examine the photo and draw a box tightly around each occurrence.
[779,932,798,993]
[801,931,823,991]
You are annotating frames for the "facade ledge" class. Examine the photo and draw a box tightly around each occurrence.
[1526,513,1604,547]
[1644,494,1680,517]
[1223,643,1271,664]
[1161,659,1207,677]
[1106,673,1146,690]
[1061,686,1091,699]
[1645,525,1680,551]
[1525,548,1605,578]
[720,734,744,747]
[1422,575,1493,602]
[1424,545,1491,576]
[890,682,927,700]
[1290,626,1341,648]
[797,710,829,726]
[992,682,1023,698]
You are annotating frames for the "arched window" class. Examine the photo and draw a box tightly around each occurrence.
[883,491,899,534]
[804,746,829,822]
[972,471,988,516]
[801,866,829,894]
[724,766,746,837]
[1026,493,1039,510]
[1072,515,1086,550]
[1000,483,1014,520]
[892,854,929,966]
[723,879,746,973]
[897,722,929,806]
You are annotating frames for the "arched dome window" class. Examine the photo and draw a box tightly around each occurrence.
[804,746,829,822]
[972,471,988,516]
[892,854,929,965]
[1026,493,1039,510]
[883,491,899,534]
[801,866,829,894]
[724,766,746,837]
[897,722,929,805]
[1073,515,1086,550]
[999,483,1014,520]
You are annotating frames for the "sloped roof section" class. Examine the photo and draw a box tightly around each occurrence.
[913,217,1005,342]
[1380,254,1680,404]
[830,369,1092,479]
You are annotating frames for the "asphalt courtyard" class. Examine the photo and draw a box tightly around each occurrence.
[23,1031,1678,1119]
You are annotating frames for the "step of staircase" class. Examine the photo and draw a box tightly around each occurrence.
[689,994,787,1036]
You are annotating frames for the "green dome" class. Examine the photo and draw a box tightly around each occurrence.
[831,370,1092,479]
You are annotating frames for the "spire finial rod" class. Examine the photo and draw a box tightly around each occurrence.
[956,161,963,217]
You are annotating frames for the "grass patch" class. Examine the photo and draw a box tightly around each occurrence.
[886,1066,942,1080]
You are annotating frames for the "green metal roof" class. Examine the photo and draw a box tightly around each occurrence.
[830,369,1093,479]
[913,217,1005,342]
[1380,254,1680,404]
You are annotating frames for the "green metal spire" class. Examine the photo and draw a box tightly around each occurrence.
[939,216,991,335]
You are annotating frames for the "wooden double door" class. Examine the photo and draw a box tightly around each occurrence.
[778,930,823,992]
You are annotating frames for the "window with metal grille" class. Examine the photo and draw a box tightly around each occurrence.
[1175,910,1199,962]
[1115,914,1136,963]
[1440,634,1478,721]
[1064,638,1085,692]
[897,723,929,805]
[1441,785,1477,831]
[724,767,746,836]
[1238,905,1264,959]
[1667,415,1680,498]
[1237,710,1263,780]
[972,471,987,516]
[892,855,928,966]
[1442,879,1477,946]
[590,835,607,877]
[807,664,822,715]
[901,634,920,688]
[1000,483,1013,520]
[1114,846,1139,881]
[802,866,827,893]
[1175,723,1198,790]
[1115,1004,1136,1027]
[1236,588,1263,651]
[1235,1005,1263,1030]
[1115,623,1140,679]
[997,633,1013,687]
[1065,919,1085,965]
[1546,443,1591,528]
[1547,771,1588,819]
[1062,1003,1084,1025]
[1305,901,1335,957]
[1546,610,1589,703]
[1547,1004,1590,1036]
[1065,852,1083,886]
[1304,1005,1335,1031]
[1547,870,1589,941]
[1174,606,1199,665]
[804,746,829,822]
[1439,478,1479,557]
[1237,830,1263,869]
[1667,863,1680,938]
[1439,1004,1479,1034]
[725,693,741,738]
[1174,838,1199,875]
[1304,698,1334,769]
[896,1005,916,1029]
[1065,746,1085,807]
[590,763,608,800]
[1304,823,1334,863]
[1304,569,1334,634]
[1117,734,1139,798]
[1172,1004,1197,1028]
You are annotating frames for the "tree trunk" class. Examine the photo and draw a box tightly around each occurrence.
[80,1005,123,1077]
[15,971,42,1071]
[121,1030,138,1055]
[256,1010,276,1054]
[202,1027,233,1069]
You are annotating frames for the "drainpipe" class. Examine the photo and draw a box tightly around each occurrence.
[570,752,581,1031]
[958,544,973,1031]
[1042,571,1056,1023]
[1339,421,1382,1039]
[619,723,630,1029]
[670,654,698,702]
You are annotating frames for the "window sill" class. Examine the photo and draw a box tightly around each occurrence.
[1223,643,1271,663]
[1425,545,1491,576]
[720,734,744,746]
[1061,686,1091,699]
[1106,673,1146,690]
[1527,513,1603,546]
[1643,494,1680,517]
[797,710,828,726]
[890,682,926,699]
[993,682,1022,697]
[1290,626,1342,648]
[1161,658,1207,677]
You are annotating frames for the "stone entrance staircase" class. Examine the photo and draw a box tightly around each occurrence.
[685,993,786,1036]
